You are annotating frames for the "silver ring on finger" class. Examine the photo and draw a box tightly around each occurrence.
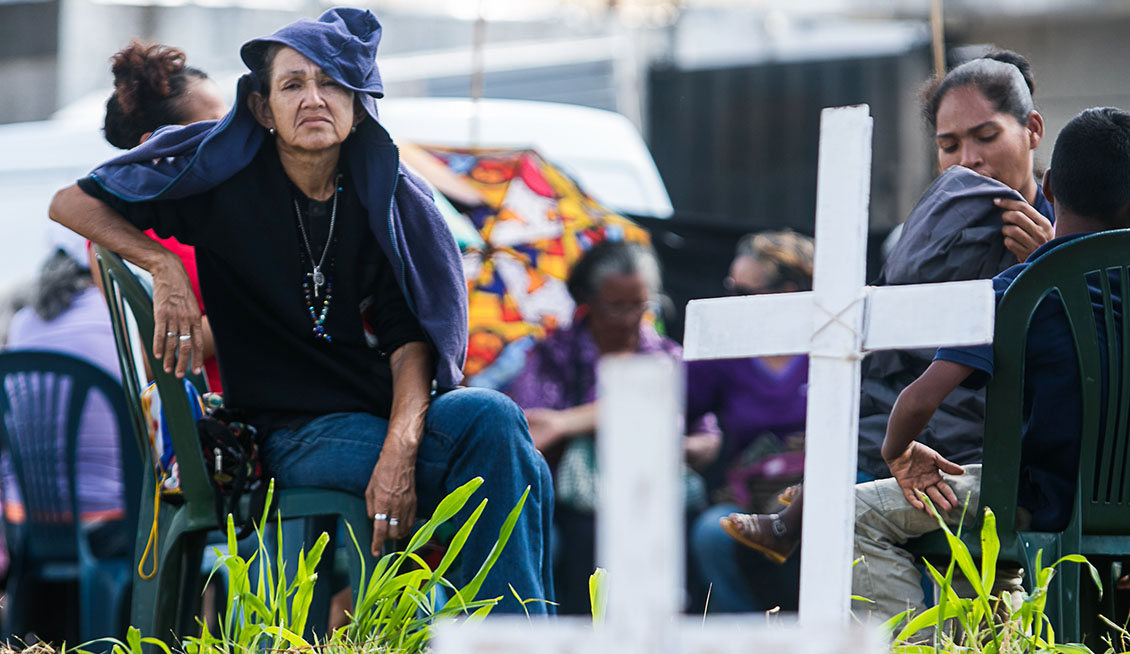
[373,513,388,521]
[166,331,177,337]
[388,518,400,527]
[178,334,192,342]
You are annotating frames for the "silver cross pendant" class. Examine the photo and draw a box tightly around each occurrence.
[312,267,325,297]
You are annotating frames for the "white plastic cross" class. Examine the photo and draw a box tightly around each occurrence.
[682,104,996,626]
[433,355,884,653]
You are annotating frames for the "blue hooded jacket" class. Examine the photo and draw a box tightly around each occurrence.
[85,8,468,389]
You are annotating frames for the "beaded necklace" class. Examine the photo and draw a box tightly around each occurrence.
[293,175,342,342]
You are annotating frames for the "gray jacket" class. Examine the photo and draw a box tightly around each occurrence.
[856,166,1045,479]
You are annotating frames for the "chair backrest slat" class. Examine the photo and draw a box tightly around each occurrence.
[1118,267,1130,506]
[0,351,140,562]
[982,230,1130,537]
[1095,269,1120,504]
[94,247,215,514]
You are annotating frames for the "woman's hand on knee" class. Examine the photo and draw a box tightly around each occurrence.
[366,442,418,556]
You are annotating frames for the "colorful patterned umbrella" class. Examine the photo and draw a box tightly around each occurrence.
[415,146,650,384]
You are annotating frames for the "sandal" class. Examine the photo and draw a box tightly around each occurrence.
[777,484,802,507]
[719,513,798,565]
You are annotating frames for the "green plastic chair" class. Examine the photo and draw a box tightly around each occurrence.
[907,229,1130,643]
[94,246,376,645]
[0,350,142,642]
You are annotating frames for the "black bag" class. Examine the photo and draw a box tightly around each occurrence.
[197,408,270,540]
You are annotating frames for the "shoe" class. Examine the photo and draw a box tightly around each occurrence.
[777,484,801,507]
[719,513,798,564]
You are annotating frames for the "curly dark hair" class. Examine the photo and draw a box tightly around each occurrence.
[103,41,212,149]
[734,229,814,292]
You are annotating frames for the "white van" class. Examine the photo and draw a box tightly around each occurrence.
[0,97,671,288]
[377,97,673,219]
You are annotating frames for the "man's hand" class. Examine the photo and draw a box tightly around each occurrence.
[47,184,204,377]
[996,197,1054,262]
[366,439,418,556]
[885,441,965,514]
[150,254,204,378]
[524,408,571,452]
[683,432,722,472]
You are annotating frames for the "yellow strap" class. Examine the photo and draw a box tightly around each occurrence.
[137,474,163,580]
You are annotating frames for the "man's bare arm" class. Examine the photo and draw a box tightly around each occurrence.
[50,184,203,376]
[882,359,975,511]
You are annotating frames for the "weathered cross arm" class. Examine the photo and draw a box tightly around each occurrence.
[433,619,598,654]
[433,617,885,654]
[682,279,996,361]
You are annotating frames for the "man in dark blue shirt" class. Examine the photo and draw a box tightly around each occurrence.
[854,107,1130,623]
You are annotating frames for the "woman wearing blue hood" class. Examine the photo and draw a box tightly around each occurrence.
[49,8,554,614]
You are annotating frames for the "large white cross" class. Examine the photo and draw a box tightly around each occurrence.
[434,355,884,653]
[682,105,996,625]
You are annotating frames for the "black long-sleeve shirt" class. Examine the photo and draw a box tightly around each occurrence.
[78,139,427,427]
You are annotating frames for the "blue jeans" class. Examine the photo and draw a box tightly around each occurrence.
[260,387,555,615]
[691,503,756,612]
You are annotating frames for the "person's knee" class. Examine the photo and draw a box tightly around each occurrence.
[853,480,905,548]
[433,387,525,432]
[430,387,538,467]
[690,511,733,558]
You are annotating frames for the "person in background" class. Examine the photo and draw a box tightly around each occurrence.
[2,226,127,640]
[685,230,812,613]
[720,50,1057,566]
[925,50,1053,262]
[4,228,125,554]
[99,40,228,392]
[854,106,1130,623]
[50,8,553,616]
[506,239,721,614]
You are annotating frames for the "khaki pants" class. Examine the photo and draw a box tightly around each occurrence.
[851,465,1023,626]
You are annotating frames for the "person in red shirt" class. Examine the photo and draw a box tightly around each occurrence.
[99,41,228,391]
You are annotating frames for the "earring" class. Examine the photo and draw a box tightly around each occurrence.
[268,127,276,136]
[350,125,357,134]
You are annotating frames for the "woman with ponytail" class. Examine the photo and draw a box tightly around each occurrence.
[102,41,227,392]
[923,50,1054,261]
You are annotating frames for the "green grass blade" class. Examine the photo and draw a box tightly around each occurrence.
[894,606,942,642]
[465,599,502,625]
[589,567,608,627]
[421,498,487,596]
[403,477,484,554]
[136,639,171,654]
[1049,554,1103,601]
[1052,644,1094,653]
[441,486,530,612]
[261,626,311,649]
[124,628,143,654]
[240,591,273,622]
[879,608,913,636]
[303,530,330,573]
[980,507,1000,595]
[343,520,371,642]
[921,493,999,651]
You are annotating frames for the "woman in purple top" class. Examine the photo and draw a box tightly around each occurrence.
[3,229,127,557]
[685,230,814,613]
[507,239,721,614]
